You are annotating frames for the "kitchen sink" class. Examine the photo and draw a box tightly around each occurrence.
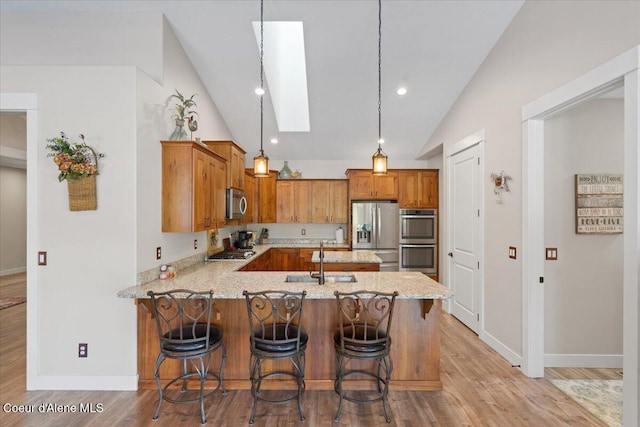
[284,274,357,283]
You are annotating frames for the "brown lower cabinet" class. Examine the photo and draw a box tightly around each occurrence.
[312,262,379,272]
[269,248,299,271]
[238,250,271,271]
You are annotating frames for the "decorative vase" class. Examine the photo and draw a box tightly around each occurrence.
[279,161,292,179]
[169,118,189,141]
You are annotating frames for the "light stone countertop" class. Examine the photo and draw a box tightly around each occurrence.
[118,243,451,300]
[311,250,382,264]
[262,239,350,249]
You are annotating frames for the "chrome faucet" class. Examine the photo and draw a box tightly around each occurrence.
[310,241,325,285]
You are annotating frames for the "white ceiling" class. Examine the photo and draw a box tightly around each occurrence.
[1,0,524,162]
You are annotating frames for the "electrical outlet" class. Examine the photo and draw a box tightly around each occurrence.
[194,239,198,250]
[156,247,161,260]
[78,343,88,358]
[301,229,306,235]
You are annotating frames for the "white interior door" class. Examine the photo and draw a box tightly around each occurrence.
[448,143,481,334]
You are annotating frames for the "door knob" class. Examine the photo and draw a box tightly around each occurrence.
[448,252,453,257]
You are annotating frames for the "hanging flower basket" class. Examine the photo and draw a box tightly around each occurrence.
[46,132,103,212]
[67,174,97,211]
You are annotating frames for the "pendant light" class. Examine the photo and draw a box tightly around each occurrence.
[372,0,388,175]
[253,0,270,177]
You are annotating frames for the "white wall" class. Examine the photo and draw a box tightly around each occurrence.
[135,18,234,273]
[258,159,430,179]
[0,65,139,383]
[0,113,26,149]
[544,98,623,366]
[252,223,346,240]
[0,12,164,84]
[0,114,27,275]
[422,0,640,358]
[0,13,237,389]
[0,166,26,275]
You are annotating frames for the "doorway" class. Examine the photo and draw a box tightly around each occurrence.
[445,130,484,335]
[521,46,639,427]
[0,92,38,390]
[543,94,624,370]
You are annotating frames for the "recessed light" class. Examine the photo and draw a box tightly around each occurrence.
[255,87,265,96]
[270,138,278,144]
[396,87,407,96]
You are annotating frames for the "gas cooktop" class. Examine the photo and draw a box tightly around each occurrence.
[208,248,255,261]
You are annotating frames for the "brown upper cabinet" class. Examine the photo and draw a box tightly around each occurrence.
[276,180,311,223]
[211,154,227,229]
[203,140,246,190]
[346,169,398,200]
[311,180,348,223]
[257,170,278,223]
[241,170,257,224]
[161,141,226,232]
[398,170,439,208]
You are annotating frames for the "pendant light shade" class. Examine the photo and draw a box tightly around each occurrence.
[372,146,388,175]
[254,0,270,177]
[371,0,387,175]
[254,150,269,177]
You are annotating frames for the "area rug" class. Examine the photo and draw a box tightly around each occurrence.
[550,379,622,427]
[0,297,26,310]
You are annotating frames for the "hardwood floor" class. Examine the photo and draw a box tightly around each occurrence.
[0,272,612,426]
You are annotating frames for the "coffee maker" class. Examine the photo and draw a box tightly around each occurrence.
[235,231,254,249]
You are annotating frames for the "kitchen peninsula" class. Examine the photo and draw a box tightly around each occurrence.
[312,248,382,271]
[118,244,452,391]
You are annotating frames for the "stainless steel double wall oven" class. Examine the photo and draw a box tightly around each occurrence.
[398,209,437,276]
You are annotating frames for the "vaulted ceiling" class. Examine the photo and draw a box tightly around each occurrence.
[1,0,524,162]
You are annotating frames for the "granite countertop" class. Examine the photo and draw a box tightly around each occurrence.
[119,242,451,300]
[311,250,382,264]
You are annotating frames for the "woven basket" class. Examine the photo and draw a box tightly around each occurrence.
[67,175,97,211]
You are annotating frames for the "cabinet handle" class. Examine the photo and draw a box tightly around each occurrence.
[326,215,329,222]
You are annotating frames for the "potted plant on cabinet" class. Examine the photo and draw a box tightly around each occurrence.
[169,90,198,140]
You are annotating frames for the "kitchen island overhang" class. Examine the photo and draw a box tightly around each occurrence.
[119,257,452,391]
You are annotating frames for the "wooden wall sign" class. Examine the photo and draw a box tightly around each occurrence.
[575,174,623,234]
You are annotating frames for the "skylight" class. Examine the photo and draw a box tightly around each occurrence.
[252,21,310,132]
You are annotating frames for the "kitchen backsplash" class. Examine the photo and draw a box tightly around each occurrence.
[245,223,346,240]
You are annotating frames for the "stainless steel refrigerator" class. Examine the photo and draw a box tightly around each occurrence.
[352,201,399,271]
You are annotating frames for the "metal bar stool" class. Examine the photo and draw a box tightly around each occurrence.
[243,290,308,425]
[333,290,398,423]
[147,289,227,424]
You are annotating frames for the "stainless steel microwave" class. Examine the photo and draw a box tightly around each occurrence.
[226,188,247,220]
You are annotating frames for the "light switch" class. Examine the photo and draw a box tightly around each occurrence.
[546,248,558,260]
[38,251,47,266]
[509,247,517,259]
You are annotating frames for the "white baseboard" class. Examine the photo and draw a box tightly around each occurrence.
[0,266,26,276]
[28,375,138,391]
[482,330,523,367]
[545,353,623,369]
